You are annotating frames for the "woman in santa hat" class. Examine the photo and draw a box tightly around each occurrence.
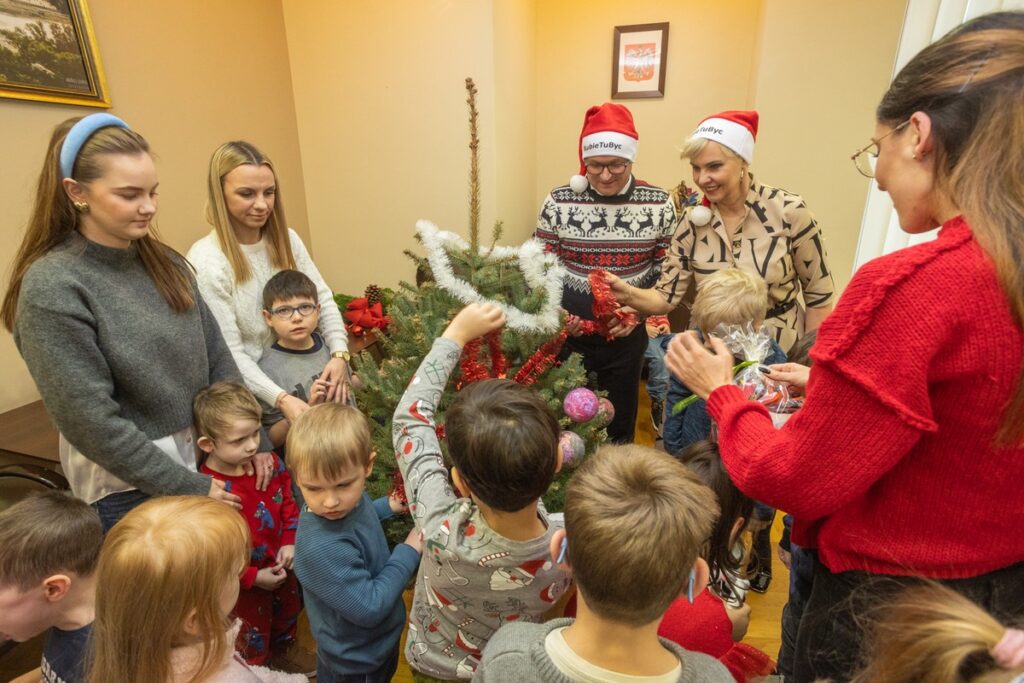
[609,110,835,354]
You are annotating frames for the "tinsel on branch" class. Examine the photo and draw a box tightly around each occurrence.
[350,78,607,544]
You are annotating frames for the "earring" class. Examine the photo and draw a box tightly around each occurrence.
[686,569,696,604]
[73,201,89,213]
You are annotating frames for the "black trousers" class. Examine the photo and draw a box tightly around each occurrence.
[793,559,1024,683]
[561,326,647,443]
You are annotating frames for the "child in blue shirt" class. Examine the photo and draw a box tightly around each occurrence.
[662,268,787,455]
[289,404,423,683]
[0,491,101,683]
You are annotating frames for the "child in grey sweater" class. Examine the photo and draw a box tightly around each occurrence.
[393,303,571,680]
[476,445,733,683]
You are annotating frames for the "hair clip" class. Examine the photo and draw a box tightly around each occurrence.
[687,569,696,604]
[556,537,568,564]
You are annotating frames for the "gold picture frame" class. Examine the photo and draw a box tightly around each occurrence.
[0,0,110,107]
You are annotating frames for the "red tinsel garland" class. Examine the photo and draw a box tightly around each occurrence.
[584,269,638,340]
[459,330,508,385]
[390,468,407,506]
[513,329,569,386]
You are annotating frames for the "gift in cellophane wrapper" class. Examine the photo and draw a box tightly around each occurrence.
[710,323,803,441]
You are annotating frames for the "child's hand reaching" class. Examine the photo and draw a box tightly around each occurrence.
[308,377,331,406]
[277,544,295,570]
[403,527,425,554]
[389,492,409,515]
[442,303,506,347]
[254,564,287,591]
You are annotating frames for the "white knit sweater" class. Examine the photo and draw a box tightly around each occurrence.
[187,228,348,405]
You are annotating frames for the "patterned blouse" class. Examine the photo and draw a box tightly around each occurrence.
[656,176,835,352]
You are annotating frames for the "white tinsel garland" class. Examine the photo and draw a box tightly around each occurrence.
[416,220,565,333]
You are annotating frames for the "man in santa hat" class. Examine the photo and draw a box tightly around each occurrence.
[534,102,677,443]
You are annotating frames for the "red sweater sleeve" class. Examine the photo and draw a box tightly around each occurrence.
[707,366,922,521]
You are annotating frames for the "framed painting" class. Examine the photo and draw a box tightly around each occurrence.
[612,22,669,100]
[0,0,110,107]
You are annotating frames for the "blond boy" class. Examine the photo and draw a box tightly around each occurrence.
[476,445,732,682]
[662,268,788,456]
[289,404,422,682]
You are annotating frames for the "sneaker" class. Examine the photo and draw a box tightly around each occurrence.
[749,568,772,593]
[651,398,664,434]
[269,642,317,678]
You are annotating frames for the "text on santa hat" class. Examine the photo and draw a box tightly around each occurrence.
[696,125,725,135]
[583,141,624,153]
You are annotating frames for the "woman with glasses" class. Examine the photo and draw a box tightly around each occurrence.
[534,103,677,444]
[609,109,835,355]
[188,141,351,428]
[665,12,1024,683]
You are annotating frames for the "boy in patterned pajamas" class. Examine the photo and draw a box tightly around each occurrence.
[194,382,306,671]
[394,303,572,681]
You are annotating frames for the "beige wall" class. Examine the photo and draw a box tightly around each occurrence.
[751,0,905,291]
[0,0,307,412]
[282,0,508,298]
[535,0,764,202]
[1,1,907,412]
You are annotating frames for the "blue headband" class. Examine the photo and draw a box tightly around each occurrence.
[59,113,130,179]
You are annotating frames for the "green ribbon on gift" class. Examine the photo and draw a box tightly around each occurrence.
[671,360,758,415]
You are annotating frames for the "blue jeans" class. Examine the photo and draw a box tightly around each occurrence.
[92,489,150,534]
[644,333,672,402]
[316,647,399,683]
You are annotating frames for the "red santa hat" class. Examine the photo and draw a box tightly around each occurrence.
[690,110,759,164]
[569,103,639,193]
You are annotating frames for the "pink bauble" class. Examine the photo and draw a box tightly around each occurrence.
[563,388,600,422]
[596,397,615,426]
[559,430,586,467]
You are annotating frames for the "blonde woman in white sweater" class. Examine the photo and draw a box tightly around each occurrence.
[187,141,350,427]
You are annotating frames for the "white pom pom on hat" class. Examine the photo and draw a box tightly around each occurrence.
[690,204,712,227]
[569,175,589,194]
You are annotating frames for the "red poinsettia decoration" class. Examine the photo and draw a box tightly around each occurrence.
[343,298,390,337]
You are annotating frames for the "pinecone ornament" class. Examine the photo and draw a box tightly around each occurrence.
[365,284,382,305]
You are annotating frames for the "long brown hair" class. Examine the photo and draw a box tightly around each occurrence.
[1,118,195,332]
[876,11,1024,444]
[205,140,296,283]
[86,497,250,683]
[852,583,1024,683]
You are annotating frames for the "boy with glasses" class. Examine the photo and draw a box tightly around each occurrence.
[259,269,336,447]
[534,103,677,443]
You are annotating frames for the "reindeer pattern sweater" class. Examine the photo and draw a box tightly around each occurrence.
[535,177,676,319]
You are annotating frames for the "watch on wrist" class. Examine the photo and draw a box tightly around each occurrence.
[332,351,351,362]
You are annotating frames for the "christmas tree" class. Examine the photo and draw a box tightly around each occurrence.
[352,78,608,543]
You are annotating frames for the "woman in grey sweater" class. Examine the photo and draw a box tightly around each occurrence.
[2,115,245,531]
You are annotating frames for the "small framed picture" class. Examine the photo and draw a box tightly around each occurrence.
[0,0,111,107]
[611,22,669,100]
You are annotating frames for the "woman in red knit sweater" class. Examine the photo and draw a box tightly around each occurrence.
[666,11,1024,683]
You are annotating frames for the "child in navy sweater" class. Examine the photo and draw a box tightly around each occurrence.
[289,404,422,683]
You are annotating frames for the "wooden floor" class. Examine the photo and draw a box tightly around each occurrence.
[0,386,786,682]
